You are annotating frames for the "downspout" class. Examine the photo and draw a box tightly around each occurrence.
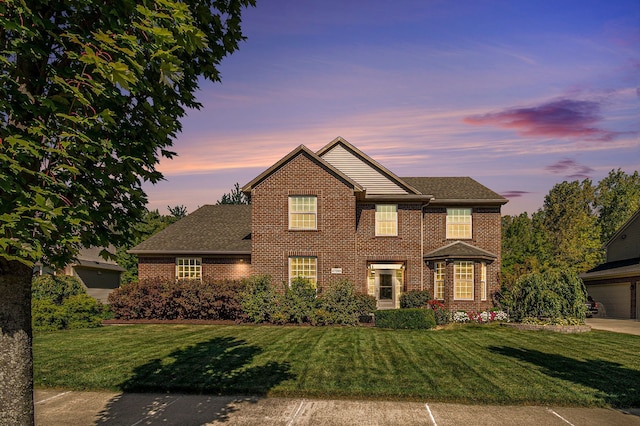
[420,197,435,291]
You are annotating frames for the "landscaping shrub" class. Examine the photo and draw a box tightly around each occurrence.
[316,279,372,325]
[32,299,67,331]
[355,293,377,315]
[427,300,450,325]
[63,294,103,329]
[499,269,587,322]
[281,277,317,324]
[108,277,247,320]
[375,308,436,329]
[32,275,85,305]
[32,275,104,331]
[240,275,278,323]
[400,290,431,309]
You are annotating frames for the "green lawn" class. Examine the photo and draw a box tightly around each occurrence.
[34,323,640,408]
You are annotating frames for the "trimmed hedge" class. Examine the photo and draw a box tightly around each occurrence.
[108,278,247,321]
[375,308,436,329]
[400,290,431,309]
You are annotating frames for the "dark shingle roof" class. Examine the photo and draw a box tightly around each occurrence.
[423,241,497,261]
[401,177,507,205]
[129,205,251,255]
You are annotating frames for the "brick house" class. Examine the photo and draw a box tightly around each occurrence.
[131,137,507,311]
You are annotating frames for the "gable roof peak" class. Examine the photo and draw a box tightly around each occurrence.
[317,137,422,196]
[241,142,363,193]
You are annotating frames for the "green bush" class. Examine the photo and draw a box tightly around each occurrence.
[375,308,436,329]
[240,275,278,323]
[355,293,377,316]
[282,277,317,324]
[499,269,587,322]
[32,275,104,331]
[400,290,431,308]
[32,299,67,331]
[63,294,103,329]
[316,279,374,326]
[32,275,85,304]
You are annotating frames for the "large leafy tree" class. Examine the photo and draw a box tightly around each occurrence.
[594,169,640,243]
[0,0,254,423]
[540,179,603,272]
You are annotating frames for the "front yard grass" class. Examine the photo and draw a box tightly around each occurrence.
[33,323,640,408]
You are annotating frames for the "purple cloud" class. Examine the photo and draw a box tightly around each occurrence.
[501,190,531,199]
[464,99,621,142]
[545,158,594,179]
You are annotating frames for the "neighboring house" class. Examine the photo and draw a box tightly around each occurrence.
[131,137,507,311]
[581,208,640,319]
[34,246,125,303]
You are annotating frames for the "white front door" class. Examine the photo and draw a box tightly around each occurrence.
[375,270,397,309]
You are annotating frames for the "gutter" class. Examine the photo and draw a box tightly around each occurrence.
[127,250,251,256]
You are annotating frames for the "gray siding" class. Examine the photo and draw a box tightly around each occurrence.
[608,214,640,263]
[321,144,408,195]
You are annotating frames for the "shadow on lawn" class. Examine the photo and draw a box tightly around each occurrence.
[96,336,294,424]
[489,346,640,408]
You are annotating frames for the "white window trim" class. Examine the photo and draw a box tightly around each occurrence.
[288,256,318,287]
[446,208,472,239]
[481,262,487,301]
[288,195,317,230]
[375,204,398,236]
[176,257,202,281]
[453,261,474,301]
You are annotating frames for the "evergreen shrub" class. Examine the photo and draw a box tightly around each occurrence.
[400,290,431,308]
[499,269,588,322]
[32,275,103,331]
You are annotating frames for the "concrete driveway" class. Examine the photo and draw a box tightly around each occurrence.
[35,390,640,426]
[586,318,640,336]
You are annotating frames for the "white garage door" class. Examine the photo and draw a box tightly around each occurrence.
[586,283,631,319]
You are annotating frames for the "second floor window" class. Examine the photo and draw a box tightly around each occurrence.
[176,257,201,280]
[289,195,317,230]
[446,208,472,239]
[375,204,398,236]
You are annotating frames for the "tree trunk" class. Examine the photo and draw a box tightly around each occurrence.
[0,259,34,426]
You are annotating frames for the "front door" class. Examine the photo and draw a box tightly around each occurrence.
[376,270,396,309]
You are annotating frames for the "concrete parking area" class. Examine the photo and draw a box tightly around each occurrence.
[586,318,640,336]
[35,390,640,426]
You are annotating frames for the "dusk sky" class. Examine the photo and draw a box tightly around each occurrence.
[143,0,640,217]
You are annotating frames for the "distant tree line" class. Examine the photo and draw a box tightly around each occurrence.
[501,169,640,288]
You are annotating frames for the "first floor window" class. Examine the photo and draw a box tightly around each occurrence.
[289,257,317,287]
[177,258,201,280]
[434,261,445,300]
[480,262,487,301]
[375,204,398,236]
[454,261,473,300]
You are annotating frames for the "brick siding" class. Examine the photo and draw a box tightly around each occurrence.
[138,255,251,281]
[249,152,503,312]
